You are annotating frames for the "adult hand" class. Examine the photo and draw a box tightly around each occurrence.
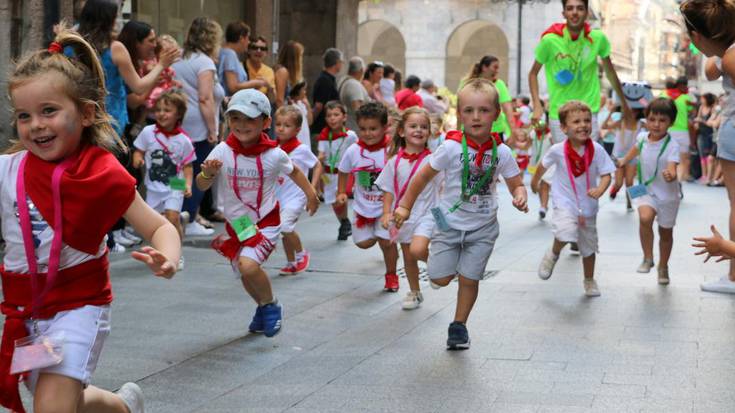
[693,225,732,262]
[159,46,180,68]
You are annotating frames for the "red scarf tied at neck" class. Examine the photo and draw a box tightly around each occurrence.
[278,137,301,154]
[357,135,390,152]
[564,138,595,177]
[24,145,137,255]
[399,148,431,162]
[318,127,348,141]
[445,130,504,167]
[541,22,593,42]
[226,132,277,156]
[665,88,685,100]
[154,124,185,138]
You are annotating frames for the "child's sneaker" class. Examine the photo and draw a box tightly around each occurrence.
[116,382,144,413]
[609,185,619,200]
[637,259,654,273]
[186,221,214,236]
[583,279,601,297]
[658,267,670,285]
[401,291,423,310]
[112,229,135,247]
[279,264,298,276]
[337,219,352,241]
[570,242,580,254]
[429,280,443,289]
[384,273,399,292]
[701,276,735,294]
[261,301,282,337]
[123,227,143,243]
[539,207,546,220]
[248,306,264,333]
[110,242,126,253]
[538,249,559,280]
[178,256,185,272]
[446,321,470,350]
[294,251,310,273]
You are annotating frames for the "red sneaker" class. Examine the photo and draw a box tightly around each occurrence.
[294,251,310,273]
[279,264,298,276]
[609,185,619,200]
[384,273,399,292]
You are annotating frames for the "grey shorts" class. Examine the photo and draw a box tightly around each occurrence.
[717,118,735,162]
[427,218,500,281]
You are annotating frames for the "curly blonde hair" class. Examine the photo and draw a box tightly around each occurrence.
[183,17,223,59]
[6,27,124,154]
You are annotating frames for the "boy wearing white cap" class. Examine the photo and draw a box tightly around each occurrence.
[196,89,319,337]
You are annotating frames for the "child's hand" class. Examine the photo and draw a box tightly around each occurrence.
[662,169,676,182]
[615,158,624,169]
[587,186,605,199]
[131,246,176,278]
[132,157,144,169]
[184,186,192,198]
[159,46,180,68]
[306,194,319,216]
[393,206,410,229]
[201,159,223,177]
[512,193,529,213]
[381,213,392,230]
[336,193,348,205]
[693,225,732,262]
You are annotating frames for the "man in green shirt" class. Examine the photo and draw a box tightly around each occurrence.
[661,76,696,181]
[529,0,630,143]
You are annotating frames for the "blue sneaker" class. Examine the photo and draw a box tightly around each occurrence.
[248,306,264,333]
[446,321,470,350]
[261,301,283,337]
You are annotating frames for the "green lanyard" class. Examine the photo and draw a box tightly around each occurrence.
[328,129,347,171]
[532,133,544,164]
[448,133,498,213]
[637,135,671,186]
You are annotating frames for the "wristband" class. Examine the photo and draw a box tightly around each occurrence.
[200,171,214,179]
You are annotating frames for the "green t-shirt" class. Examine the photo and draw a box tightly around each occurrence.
[670,94,694,132]
[534,27,611,119]
[492,78,512,135]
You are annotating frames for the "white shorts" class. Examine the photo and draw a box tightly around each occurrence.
[322,173,339,205]
[551,208,598,257]
[393,211,435,244]
[24,304,111,393]
[634,195,680,229]
[146,190,184,213]
[549,115,600,144]
[353,218,391,244]
[670,130,690,153]
[236,224,279,266]
[279,207,303,233]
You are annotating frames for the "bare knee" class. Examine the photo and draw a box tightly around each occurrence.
[658,226,673,241]
[34,374,82,413]
[237,257,261,277]
[355,239,377,249]
[458,274,479,288]
[432,274,455,286]
[638,208,656,227]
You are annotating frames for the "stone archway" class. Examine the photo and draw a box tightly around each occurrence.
[357,20,406,75]
[445,20,510,92]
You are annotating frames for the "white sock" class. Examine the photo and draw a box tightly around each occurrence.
[289,261,297,267]
[296,251,306,260]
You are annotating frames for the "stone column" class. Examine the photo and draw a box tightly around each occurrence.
[336,0,359,63]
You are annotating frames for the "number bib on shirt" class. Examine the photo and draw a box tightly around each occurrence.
[10,331,64,375]
[431,207,451,232]
[231,215,258,242]
[168,177,187,191]
[357,171,372,188]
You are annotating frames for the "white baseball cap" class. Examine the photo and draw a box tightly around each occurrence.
[226,89,271,118]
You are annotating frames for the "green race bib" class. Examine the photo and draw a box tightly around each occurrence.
[357,171,372,188]
[230,215,258,242]
[168,177,187,191]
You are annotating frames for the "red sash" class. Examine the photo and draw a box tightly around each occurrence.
[211,205,281,261]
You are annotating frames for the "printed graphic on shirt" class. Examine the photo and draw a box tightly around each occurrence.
[148,149,177,184]
[15,196,48,248]
[461,152,500,197]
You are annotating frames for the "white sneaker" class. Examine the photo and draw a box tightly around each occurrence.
[700,276,735,294]
[538,249,559,280]
[110,242,126,253]
[178,256,185,272]
[112,230,135,247]
[180,211,191,225]
[122,228,143,244]
[637,259,654,273]
[584,279,601,297]
[186,221,214,236]
[401,291,424,310]
[116,382,144,413]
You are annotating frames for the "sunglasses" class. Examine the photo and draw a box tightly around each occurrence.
[249,45,268,52]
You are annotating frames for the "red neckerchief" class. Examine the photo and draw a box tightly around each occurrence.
[318,127,348,141]
[399,148,431,162]
[1,256,112,413]
[541,22,593,43]
[24,145,136,255]
[154,124,184,138]
[278,137,301,154]
[226,132,277,156]
[445,130,504,167]
[564,138,595,177]
[357,135,390,152]
[665,88,685,100]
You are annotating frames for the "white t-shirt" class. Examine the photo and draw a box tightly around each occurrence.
[430,139,520,231]
[173,52,226,141]
[541,141,616,217]
[317,130,358,173]
[376,153,438,224]
[133,125,196,194]
[294,100,310,144]
[636,134,680,202]
[518,105,532,126]
[277,144,318,209]
[205,143,294,223]
[0,152,106,273]
[338,144,387,218]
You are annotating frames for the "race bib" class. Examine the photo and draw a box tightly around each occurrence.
[357,171,372,188]
[231,215,258,242]
[431,207,450,232]
[168,177,187,191]
[10,332,64,375]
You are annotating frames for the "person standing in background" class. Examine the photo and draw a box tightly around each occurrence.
[312,48,344,146]
[218,21,270,96]
[246,35,277,102]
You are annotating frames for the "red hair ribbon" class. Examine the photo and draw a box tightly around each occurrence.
[48,42,63,54]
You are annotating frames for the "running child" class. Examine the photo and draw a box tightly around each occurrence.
[394,78,528,349]
[317,101,357,240]
[0,30,180,413]
[274,105,322,275]
[428,113,446,152]
[337,102,400,292]
[607,105,645,211]
[616,98,680,284]
[198,89,319,337]
[508,129,532,173]
[133,89,194,269]
[532,100,616,297]
[376,107,438,309]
